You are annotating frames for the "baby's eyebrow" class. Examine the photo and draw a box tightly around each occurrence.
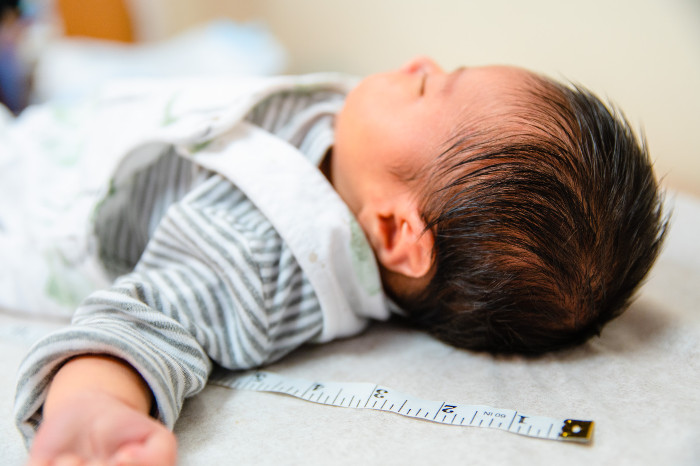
[442,67,466,96]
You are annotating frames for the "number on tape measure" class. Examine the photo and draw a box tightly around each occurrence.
[211,370,594,444]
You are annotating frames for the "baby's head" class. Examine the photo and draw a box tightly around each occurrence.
[331,57,667,354]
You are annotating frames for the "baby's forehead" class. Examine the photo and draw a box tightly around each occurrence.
[441,69,568,154]
[467,64,538,85]
[451,66,544,119]
[453,66,543,113]
[472,64,532,75]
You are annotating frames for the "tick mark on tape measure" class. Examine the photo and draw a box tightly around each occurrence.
[434,403,445,420]
[364,387,378,408]
[398,401,407,413]
[507,413,517,431]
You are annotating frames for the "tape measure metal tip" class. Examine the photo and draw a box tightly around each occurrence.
[559,419,594,443]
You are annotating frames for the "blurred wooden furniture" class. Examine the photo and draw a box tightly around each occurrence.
[56,0,134,42]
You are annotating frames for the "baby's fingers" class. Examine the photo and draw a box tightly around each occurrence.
[53,454,86,466]
[27,453,87,466]
[25,455,50,466]
[110,428,177,466]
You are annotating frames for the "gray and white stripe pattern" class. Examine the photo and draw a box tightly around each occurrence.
[15,88,346,442]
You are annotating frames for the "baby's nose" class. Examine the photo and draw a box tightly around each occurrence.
[400,56,444,75]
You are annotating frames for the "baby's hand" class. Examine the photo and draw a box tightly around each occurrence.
[28,389,176,466]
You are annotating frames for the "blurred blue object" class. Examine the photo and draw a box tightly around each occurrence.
[0,1,30,113]
[0,42,27,113]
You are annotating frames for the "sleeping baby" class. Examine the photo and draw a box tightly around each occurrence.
[15,56,666,464]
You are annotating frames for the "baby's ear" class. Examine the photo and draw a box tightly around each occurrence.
[373,208,434,279]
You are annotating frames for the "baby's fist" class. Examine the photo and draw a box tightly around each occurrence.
[28,389,176,465]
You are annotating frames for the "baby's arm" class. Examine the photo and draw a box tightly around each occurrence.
[16,178,325,462]
[28,355,176,466]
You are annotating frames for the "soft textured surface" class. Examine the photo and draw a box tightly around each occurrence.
[2,191,698,465]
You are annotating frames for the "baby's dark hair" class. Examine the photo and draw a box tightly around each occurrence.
[398,72,667,354]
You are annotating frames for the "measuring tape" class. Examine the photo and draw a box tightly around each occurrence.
[211,370,594,444]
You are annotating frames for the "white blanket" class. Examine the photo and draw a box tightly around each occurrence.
[2,191,698,465]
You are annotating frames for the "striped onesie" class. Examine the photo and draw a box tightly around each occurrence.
[14,84,384,444]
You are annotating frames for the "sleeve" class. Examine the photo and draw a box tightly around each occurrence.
[14,176,324,446]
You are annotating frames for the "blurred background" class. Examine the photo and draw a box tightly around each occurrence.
[1,0,698,195]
